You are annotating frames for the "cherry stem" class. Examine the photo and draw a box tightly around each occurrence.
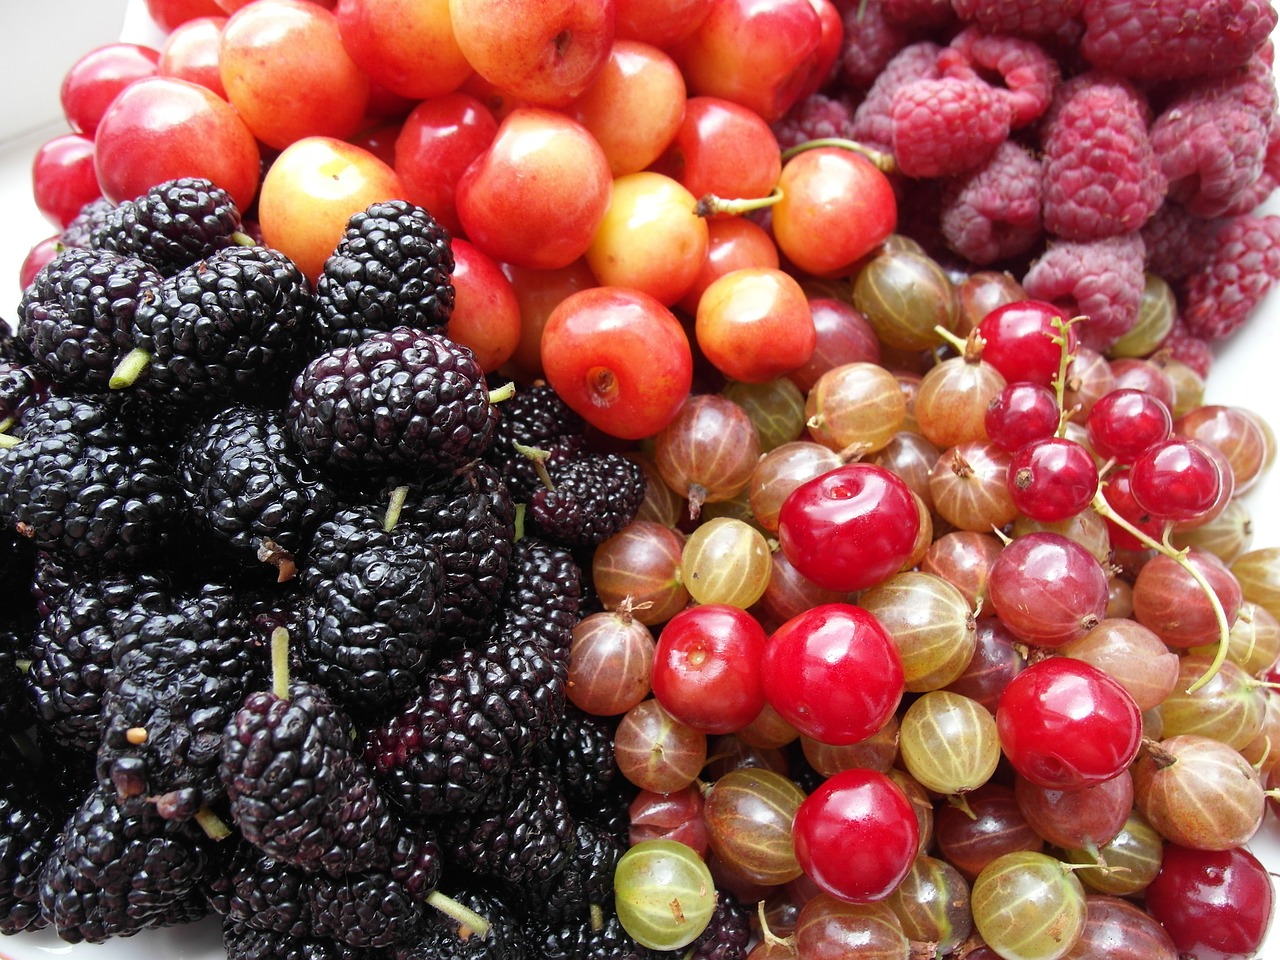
[383,485,409,532]
[695,185,784,218]
[270,627,291,702]
[780,137,897,174]
[109,347,152,389]
[425,889,491,940]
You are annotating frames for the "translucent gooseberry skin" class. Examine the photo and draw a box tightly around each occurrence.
[791,768,920,903]
[995,657,1143,791]
[971,850,1087,960]
[761,603,905,746]
[613,839,718,950]
[776,463,920,593]
[679,516,772,608]
[986,532,1110,648]
[702,767,807,886]
[1068,895,1179,960]
[1143,843,1275,960]
[1085,388,1173,464]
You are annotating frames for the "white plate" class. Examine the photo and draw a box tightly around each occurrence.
[1,2,1279,958]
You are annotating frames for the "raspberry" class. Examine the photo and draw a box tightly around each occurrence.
[1155,318,1214,380]
[891,76,1011,179]
[1141,202,1226,282]
[941,26,1061,128]
[771,94,857,152]
[939,141,1043,265]
[839,0,919,90]
[850,41,942,154]
[1151,61,1278,218]
[1040,73,1165,242]
[1021,231,1147,350]
[950,0,1085,38]
[1220,123,1280,216]
[1080,0,1277,81]
[1181,213,1280,341]
[883,0,957,28]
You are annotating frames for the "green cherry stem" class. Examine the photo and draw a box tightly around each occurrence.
[694,185,784,218]
[779,137,897,174]
[1090,489,1230,694]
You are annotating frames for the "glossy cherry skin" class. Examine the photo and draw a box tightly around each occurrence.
[31,133,100,229]
[1144,844,1274,960]
[777,464,920,594]
[975,300,1074,387]
[651,604,767,735]
[761,603,904,746]
[995,657,1142,791]
[792,768,919,903]
[984,381,1060,453]
[60,42,161,136]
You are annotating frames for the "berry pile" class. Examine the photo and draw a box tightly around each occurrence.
[9,1,1280,959]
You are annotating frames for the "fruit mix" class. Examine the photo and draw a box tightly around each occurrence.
[8,0,1280,958]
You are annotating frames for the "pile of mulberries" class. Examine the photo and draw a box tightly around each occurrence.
[0,181,650,955]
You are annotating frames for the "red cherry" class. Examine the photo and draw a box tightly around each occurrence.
[1006,436,1099,523]
[996,657,1142,791]
[776,463,920,593]
[792,768,919,903]
[651,604,767,735]
[157,15,229,98]
[761,603,904,746]
[1144,844,1274,960]
[30,133,101,230]
[60,42,161,136]
[975,300,1074,387]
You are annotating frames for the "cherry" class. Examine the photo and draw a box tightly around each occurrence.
[771,147,898,279]
[975,300,1074,387]
[20,237,61,292]
[540,286,693,440]
[776,463,921,593]
[393,92,498,239]
[30,133,101,230]
[145,0,225,31]
[651,604,767,735]
[1085,388,1173,465]
[1006,436,1099,523]
[1144,843,1274,960]
[446,238,521,373]
[695,267,816,384]
[793,769,919,905]
[995,657,1143,791]
[761,602,905,746]
[157,15,229,99]
[333,0,473,100]
[221,0,371,149]
[60,42,161,136]
[93,76,262,211]
[676,215,780,316]
[983,381,1060,453]
[649,96,781,208]
[1129,437,1223,524]
[615,0,714,49]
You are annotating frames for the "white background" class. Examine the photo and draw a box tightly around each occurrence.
[0,2,1278,958]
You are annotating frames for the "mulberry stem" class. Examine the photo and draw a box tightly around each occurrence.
[426,889,492,940]
[109,347,152,389]
[271,627,291,701]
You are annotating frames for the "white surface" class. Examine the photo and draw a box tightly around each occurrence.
[0,2,1278,958]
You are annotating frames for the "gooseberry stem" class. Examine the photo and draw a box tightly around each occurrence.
[780,137,897,174]
[1049,315,1081,437]
[1091,491,1230,695]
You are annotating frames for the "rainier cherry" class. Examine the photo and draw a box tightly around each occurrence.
[695,267,816,383]
[761,602,905,745]
[996,657,1143,791]
[445,239,521,373]
[333,0,473,100]
[540,286,693,440]
[651,604,767,735]
[792,768,919,903]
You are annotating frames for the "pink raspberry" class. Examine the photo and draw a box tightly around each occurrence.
[1040,73,1166,242]
[1220,122,1280,216]
[1141,202,1226,282]
[850,41,943,153]
[1080,0,1277,81]
[840,0,920,90]
[1151,59,1278,218]
[941,26,1061,128]
[1182,214,1280,340]
[1022,231,1147,350]
[772,93,858,151]
[891,76,1011,178]
[1155,317,1214,379]
[940,141,1043,265]
[884,0,958,28]
[950,0,1085,37]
